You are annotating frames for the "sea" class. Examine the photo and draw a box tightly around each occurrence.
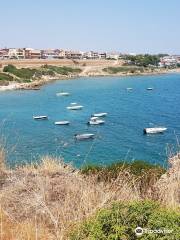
[0,74,180,168]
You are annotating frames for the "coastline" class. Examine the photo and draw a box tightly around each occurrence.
[0,59,180,91]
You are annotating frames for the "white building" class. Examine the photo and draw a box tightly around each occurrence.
[83,51,99,59]
[106,52,120,60]
[160,56,177,67]
[8,48,25,59]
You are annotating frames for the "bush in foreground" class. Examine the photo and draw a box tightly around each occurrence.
[70,200,180,240]
[0,149,179,239]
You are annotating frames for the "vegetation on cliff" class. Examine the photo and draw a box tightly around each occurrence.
[0,72,14,81]
[0,146,179,239]
[70,200,180,240]
[103,66,145,74]
[3,64,38,80]
[42,64,82,75]
[2,64,82,83]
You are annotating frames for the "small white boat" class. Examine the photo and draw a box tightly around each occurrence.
[146,88,154,91]
[67,105,83,110]
[70,102,77,105]
[75,133,95,140]
[33,115,48,120]
[126,88,133,91]
[56,92,70,96]
[92,112,107,117]
[55,121,70,125]
[88,117,105,125]
[90,117,99,120]
[144,127,167,134]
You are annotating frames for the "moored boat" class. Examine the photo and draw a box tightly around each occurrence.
[55,121,70,125]
[92,112,107,117]
[33,115,48,120]
[144,127,167,134]
[126,88,133,91]
[75,133,95,140]
[67,105,83,110]
[56,92,70,96]
[146,87,154,91]
[88,117,105,125]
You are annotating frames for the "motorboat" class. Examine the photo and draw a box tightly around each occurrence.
[56,92,70,96]
[126,88,133,91]
[70,102,77,105]
[144,127,167,134]
[88,117,105,125]
[67,105,83,110]
[75,133,95,140]
[33,115,48,120]
[55,121,70,125]
[90,117,99,120]
[146,88,154,91]
[92,112,107,117]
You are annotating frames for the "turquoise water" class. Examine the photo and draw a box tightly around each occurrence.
[0,74,180,167]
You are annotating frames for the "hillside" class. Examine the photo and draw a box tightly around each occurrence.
[0,147,179,239]
[0,59,177,91]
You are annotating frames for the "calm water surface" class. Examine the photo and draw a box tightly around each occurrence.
[0,74,180,167]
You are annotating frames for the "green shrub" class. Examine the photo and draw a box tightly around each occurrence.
[0,72,14,81]
[22,79,31,83]
[3,64,36,79]
[81,161,165,197]
[2,64,81,81]
[3,64,57,80]
[70,200,180,240]
[81,160,165,179]
[42,69,55,76]
[42,65,82,75]
[122,54,160,67]
[103,66,144,74]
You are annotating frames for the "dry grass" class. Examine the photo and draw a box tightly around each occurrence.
[0,153,179,239]
[0,59,124,69]
[154,153,180,208]
[0,147,6,171]
[0,208,53,240]
[0,156,139,239]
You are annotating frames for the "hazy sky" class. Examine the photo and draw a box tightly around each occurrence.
[0,0,179,54]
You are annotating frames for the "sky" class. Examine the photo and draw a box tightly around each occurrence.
[0,0,180,54]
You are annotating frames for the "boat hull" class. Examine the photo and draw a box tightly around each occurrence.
[56,92,70,96]
[88,120,105,125]
[55,121,70,125]
[33,116,48,120]
[75,134,95,140]
[144,127,167,134]
[92,113,107,117]
[67,106,83,110]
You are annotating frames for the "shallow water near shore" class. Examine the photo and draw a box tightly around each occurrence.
[0,74,180,167]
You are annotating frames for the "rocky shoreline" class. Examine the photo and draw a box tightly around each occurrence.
[0,65,180,91]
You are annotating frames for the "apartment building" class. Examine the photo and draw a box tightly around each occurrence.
[25,48,41,59]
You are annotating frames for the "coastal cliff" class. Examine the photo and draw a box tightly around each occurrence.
[0,59,179,91]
